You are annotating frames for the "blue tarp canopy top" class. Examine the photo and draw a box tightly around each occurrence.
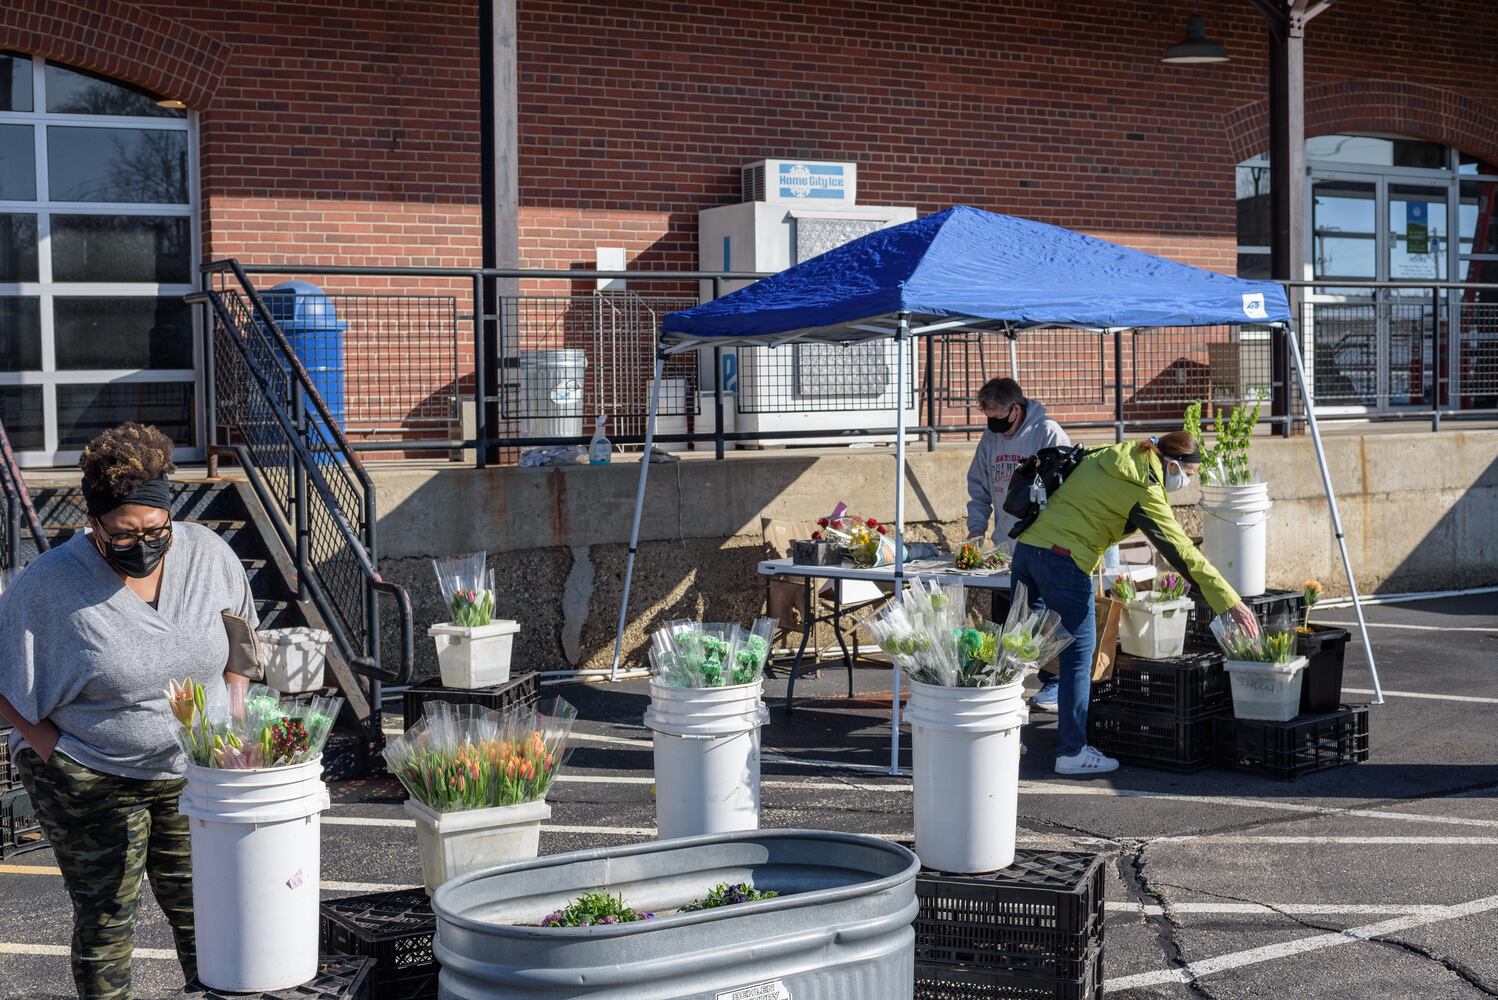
[660,205,1291,347]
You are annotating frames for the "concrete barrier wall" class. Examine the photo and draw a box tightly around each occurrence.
[372,428,1498,678]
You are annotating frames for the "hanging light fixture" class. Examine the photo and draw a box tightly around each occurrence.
[155,97,188,109]
[1163,2,1229,64]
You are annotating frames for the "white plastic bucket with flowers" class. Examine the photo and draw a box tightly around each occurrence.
[384,699,579,894]
[1111,573,1194,660]
[429,551,520,688]
[168,678,342,992]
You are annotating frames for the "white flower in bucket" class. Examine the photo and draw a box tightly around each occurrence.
[1211,617,1308,722]
[865,579,1074,873]
[167,680,344,992]
[644,617,776,839]
[429,551,518,688]
[384,699,578,894]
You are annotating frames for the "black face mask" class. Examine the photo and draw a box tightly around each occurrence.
[95,530,173,579]
[987,406,1021,435]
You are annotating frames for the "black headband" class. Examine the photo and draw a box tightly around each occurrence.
[1169,448,1204,466]
[83,475,173,518]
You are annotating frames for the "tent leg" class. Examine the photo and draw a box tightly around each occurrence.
[1284,323,1382,704]
[891,313,910,775]
[1008,333,1019,380]
[611,355,665,681]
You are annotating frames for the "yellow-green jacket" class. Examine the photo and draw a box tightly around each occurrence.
[1017,441,1242,614]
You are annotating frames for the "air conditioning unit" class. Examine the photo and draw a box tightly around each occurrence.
[742,159,858,208]
[696,193,918,446]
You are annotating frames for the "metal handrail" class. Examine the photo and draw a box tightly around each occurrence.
[0,418,50,572]
[190,260,414,685]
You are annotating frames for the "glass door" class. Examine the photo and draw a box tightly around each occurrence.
[1307,176,1379,410]
[1386,184,1448,406]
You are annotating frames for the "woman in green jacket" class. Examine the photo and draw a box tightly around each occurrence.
[1015,431,1260,776]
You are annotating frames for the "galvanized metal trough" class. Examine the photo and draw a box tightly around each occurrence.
[432,829,920,999]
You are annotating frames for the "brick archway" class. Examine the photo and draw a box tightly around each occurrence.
[0,1,229,109]
[1223,81,1498,166]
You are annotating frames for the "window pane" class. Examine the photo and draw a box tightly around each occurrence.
[47,127,188,204]
[55,296,193,370]
[1388,184,1448,284]
[0,52,33,112]
[1461,181,1498,257]
[0,297,41,370]
[0,213,38,282]
[1237,252,1271,280]
[50,215,190,283]
[44,63,184,118]
[1312,179,1376,280]
[1459,153,1498,177]
[57,382,195,447]
[1306,134,1447,169]
[0,386,43,450]
[1236,164,1271,247]
[0,124,35,201]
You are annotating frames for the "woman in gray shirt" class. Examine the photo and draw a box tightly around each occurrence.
[0,423,257,999]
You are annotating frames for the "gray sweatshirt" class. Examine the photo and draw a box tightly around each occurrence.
[0,522,257,780]
[966,399,1071,550]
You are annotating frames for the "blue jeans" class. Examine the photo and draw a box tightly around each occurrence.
[1012,542,1097,758]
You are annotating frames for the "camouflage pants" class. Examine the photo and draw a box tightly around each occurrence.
[17,748,195,1000]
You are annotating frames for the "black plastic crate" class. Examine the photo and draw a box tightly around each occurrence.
[176,957,374,999]
[1212,705,1370,780]
[916,946,1103,1000]
[1297,625,1350,714]
[915,850,1105,981]
[320,890,438,1000]
[0,729,20,792]
[322,728,371,783]
[1087,701,1220,773]
[1188,588,1303,640]
[2,787,47,859]
[402,672,539,731]
[1095,646,1227,720]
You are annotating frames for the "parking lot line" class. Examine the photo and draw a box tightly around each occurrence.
[1342,687,1498,704]
[1158,835,1498,845]
[1103,893,1498,993]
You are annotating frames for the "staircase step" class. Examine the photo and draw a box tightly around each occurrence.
[254,600,302,631]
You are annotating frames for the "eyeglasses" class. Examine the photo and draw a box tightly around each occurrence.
[96,522,172,552]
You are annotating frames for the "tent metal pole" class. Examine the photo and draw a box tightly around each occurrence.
[891,313,911,775]
[1008,332,1019,380]
[610,353,666,681]
[1283,323,1383,703]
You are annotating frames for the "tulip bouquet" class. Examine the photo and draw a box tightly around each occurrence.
[648,617,777,688]
[167,679,343,769]
[383,699,577,813]
[813,501,893,568]
[865,579,1073,687]
[1210,617,1297,663]
[432,551,496,627]
[954,541,1008,572]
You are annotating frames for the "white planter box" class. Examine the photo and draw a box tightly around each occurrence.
[1117,598,1194,660]
[428,620,520,689]
[1225,656,1309,722]
[406,797,550,895]
[257,627,332,693]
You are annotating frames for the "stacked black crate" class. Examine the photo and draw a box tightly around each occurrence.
[321,889,439,1000]
[401,672,540,732]
[0,726,47,859]
[914,850,1106,1000]
[1090,647,1229,771]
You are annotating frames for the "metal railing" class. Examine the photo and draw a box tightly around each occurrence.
[190,260,414,694]
[204,264,1498,468]
[0,417,49,576]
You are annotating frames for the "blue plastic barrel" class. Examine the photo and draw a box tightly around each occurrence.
[260,281,347,458]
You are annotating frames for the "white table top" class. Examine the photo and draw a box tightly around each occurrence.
[757,557,1012,589]
[758,558,1158,591]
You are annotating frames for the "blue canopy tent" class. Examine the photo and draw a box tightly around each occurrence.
[613,206,1380,771]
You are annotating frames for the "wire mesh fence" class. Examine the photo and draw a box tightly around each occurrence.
[207,269,1498,469]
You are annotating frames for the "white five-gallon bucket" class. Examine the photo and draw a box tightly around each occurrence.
[644,681,769,841]
[1200,482,1272,599]
[177,757,329,992]
[907,677,1029,874]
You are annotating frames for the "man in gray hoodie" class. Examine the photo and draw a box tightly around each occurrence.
[966,377,1071,710]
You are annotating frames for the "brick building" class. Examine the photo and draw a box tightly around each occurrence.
[1,1,1496,465]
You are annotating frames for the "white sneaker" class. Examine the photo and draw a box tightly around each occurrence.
[1055,745,1119,776]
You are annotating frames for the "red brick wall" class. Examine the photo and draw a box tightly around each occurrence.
[517,0,1498,278]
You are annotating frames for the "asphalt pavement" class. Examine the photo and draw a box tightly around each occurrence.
[1,593,1495,998]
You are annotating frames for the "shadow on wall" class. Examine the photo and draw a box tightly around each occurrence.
[1377,451,1498,594]
[373,444,975,680]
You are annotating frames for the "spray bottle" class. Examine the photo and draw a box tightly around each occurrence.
[588,414,612,465]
